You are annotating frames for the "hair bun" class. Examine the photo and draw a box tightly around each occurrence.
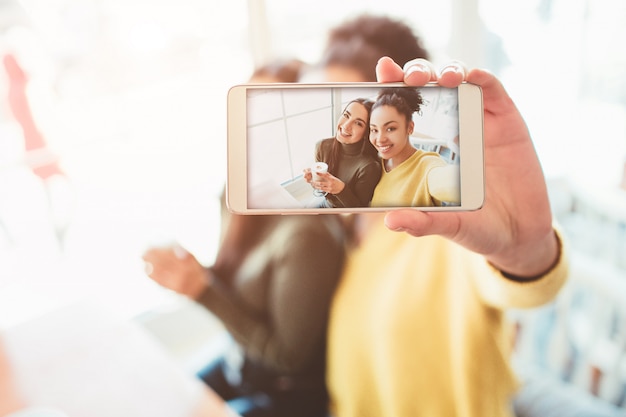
[374,87,424,120]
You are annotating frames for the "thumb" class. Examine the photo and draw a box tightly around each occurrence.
[384,209,462,240]
[173,244,190,259]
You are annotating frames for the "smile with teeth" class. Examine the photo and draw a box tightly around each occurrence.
[376,144,392,153]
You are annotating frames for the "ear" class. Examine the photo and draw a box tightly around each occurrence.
[408,120,415,135]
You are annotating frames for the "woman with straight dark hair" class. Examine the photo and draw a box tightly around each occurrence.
[304,97,381,208]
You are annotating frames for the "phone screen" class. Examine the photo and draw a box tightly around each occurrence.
[227,83,483,214]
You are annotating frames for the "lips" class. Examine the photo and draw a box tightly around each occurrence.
[338,128,352,139]
[376,144,392,155]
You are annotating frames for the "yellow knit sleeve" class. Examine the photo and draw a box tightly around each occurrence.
[470,225,569,309]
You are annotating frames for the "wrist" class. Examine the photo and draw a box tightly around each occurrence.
[333,180,345,195]
[488,227,562,282]
[205,267,217,287]
[189,267,214,300]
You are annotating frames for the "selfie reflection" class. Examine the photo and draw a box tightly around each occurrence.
[246,86,460,209]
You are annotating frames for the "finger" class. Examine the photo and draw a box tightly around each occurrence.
[437,60,468,88]
[145,264,179,288]
[375,56,404,82]
[172,244,189,260]
[143,258,169,278]
[142,249,184,277]
[145,264,168,284]
[144,261,154,276]
[403,58,437,86]
[142,248,173,265]
[384,209,462,240]
[141,250,159,265]
[465,68,514,115]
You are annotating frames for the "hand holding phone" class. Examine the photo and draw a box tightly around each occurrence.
[378,58,560,280]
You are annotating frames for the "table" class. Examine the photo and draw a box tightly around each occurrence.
[0,302,238,417]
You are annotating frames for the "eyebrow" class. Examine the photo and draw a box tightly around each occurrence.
[344,110,366,124]
[370,120,398,128]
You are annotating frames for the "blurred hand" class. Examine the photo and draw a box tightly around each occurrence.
[375,57,559,279]
[142,245,209,299]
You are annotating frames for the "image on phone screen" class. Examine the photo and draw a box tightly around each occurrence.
[227,83,484,214]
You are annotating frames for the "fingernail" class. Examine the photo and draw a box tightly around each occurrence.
[405,65,432,84]
[173,245,188,259]
[406,63,431,76]
[439,62,467,79]
[440,66,460,76]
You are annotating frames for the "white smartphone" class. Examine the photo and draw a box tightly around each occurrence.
[227,82,484,214]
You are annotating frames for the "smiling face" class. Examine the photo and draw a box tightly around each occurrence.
[369,105,414,163]
[335,101,370,145]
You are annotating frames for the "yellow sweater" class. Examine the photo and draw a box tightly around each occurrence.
[370,150,446,207]
[327,222,568,417]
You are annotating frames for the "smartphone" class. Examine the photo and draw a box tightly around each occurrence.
[227,82,484,214]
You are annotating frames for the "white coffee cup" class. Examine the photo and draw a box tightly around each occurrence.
[311,162,328,197]
[311,162,328,181]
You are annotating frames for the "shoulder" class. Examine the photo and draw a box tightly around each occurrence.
[272,216,344,249]
[317,138,334,150]
[407,150,447,168]
[269,217,346,269]
[358,158,383,176]
[420,150,446,163]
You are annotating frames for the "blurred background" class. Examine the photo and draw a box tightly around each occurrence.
[1,0,625,413]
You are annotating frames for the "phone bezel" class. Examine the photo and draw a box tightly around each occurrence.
[227,82,484,214]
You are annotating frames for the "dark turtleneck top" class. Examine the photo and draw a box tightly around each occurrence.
[315,138,381,208]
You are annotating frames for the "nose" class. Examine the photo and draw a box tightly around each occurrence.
[341,120,353,133]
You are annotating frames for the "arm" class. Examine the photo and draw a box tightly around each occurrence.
[427,164,461,205]
[328,161,381,207]
[467,226,568,309]
[313,139,382,207]
[198,220,345,373]
[376,57,561,281]
[143,230,343,374]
